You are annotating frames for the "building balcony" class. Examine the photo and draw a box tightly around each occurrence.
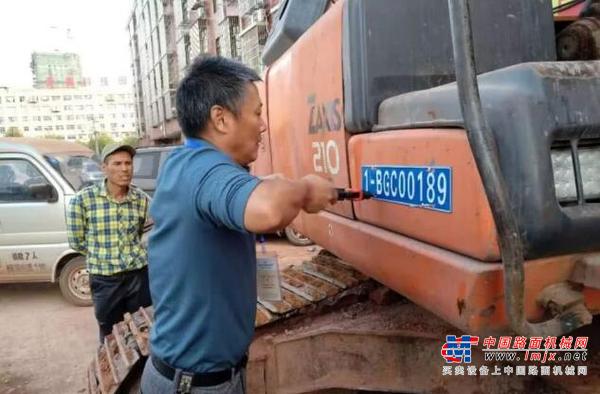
[239,0,266,16]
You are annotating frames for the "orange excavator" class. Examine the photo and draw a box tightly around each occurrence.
[89,1,600,393]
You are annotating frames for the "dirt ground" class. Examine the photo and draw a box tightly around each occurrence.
[0,238,317,394]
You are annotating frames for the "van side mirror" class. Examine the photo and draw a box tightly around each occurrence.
[28,183,59,203]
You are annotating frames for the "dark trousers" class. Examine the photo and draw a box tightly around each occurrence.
[90,266,152,342]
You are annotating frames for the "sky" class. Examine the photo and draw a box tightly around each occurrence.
[0,0,134,88]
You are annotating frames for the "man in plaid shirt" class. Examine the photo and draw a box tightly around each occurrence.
[67,143,151,341]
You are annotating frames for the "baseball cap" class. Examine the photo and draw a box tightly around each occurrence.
[101,143,136,162]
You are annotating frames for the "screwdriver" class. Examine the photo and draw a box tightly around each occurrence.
[336,188,373,201]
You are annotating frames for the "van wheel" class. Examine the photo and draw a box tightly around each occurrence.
[59,256,92,306]
[284,227,314,246]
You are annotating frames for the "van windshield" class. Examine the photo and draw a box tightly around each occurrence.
[44,154,104,191]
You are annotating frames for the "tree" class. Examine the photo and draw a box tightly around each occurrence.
[87,133,115,155]
[120,135,140,147]
[5,127,23,137]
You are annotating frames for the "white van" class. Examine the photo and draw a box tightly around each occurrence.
[0,138,101,306]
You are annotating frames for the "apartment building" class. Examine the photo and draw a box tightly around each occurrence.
[0,86,137,142]
[128,0,280,144]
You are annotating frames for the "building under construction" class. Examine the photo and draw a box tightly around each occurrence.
[127,0,281,144]
[30,52,84,89]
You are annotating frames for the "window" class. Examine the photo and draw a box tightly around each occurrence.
[64,105,73,110]
[184,33,191,66]
[74,95,82,100]
[63,95,72,101]
[41,96,49,102]
[0,127,4,132]
[67,115,74,121]
[33,116,41,121]
[8,117,17,122]
[101,77,109,86]
[19,96,26,103]
[22,116,28,122]
[118,76,128,85]
[34,126,42,131]
[23,127,29,131]
[84,95,92,100]
[110,123,118,129]
[0,117,3,124]
[98,114,104,120]
[6,96,15,103]
[56,125,64,131]
[51,96,61,101]
[43,116,52,121]
[0,159,52,203]
[66,125,75,130]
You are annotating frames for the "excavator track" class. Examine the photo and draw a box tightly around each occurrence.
[87,251,372,394]
[87,249,600,393]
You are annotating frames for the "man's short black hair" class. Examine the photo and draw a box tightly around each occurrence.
[176,56,261,138]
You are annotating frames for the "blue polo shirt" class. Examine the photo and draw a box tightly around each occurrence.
[147,138,260,373]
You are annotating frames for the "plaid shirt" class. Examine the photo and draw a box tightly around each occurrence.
[67,180,149,275]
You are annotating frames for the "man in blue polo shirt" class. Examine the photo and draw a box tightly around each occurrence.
[141,56,337,394]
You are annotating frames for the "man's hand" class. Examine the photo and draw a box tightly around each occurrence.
[245,174,337,233]
[301,174,338,213]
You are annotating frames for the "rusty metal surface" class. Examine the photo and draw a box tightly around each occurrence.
[88,307,153,393]
[249,300,576,394]
[299,209,600,334]
[88,252,370,393]
[571,255,600,289]
[88,250,600,393]
[125,309,151,357]
[113,321,139,369]
[95,345,115,394]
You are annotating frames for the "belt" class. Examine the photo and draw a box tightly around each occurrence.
[151,354,248,389]
[91,265,147,279]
